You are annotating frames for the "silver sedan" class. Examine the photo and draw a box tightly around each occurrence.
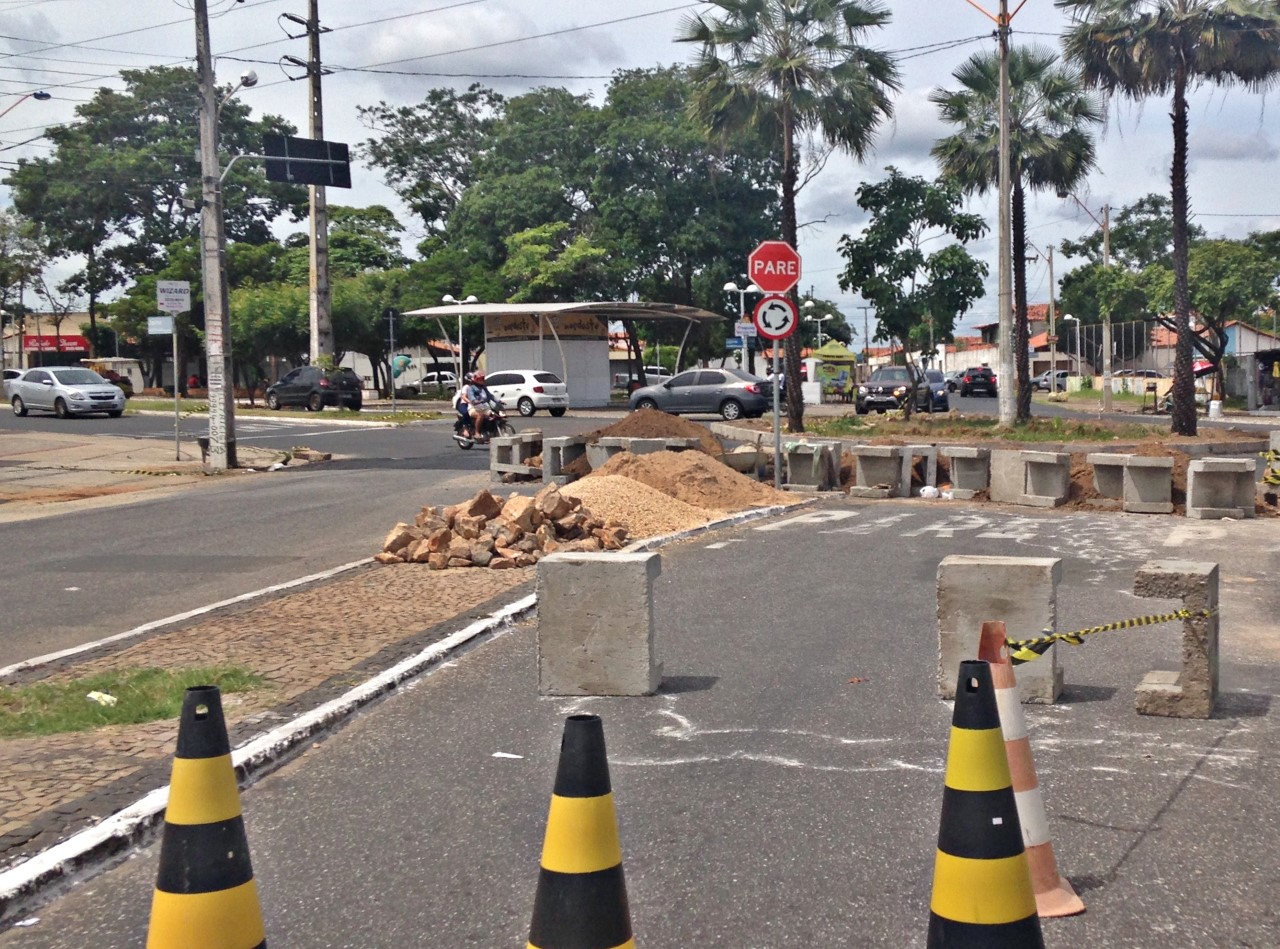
[9,366,127,418]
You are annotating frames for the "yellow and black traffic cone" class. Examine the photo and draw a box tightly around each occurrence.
[528,714,634,949]
[146,685,266,949]
[928,660,1043,948]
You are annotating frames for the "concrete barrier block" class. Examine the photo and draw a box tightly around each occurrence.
[903,444,938,496]
[1122,455,1174,514]
[624,438,669,456]
[543,436,588,485]
[584,437,629,470]
[937,555,1062,703]
[490,432,543,481]
[941,446,989,500]
[847,445,903,499]
[784,441,840,492]
[1087,452,1127,500]
[988,449,1025,503]
[1021,451,1070,507]
[537,552,663,696]
[1186,458,1256,519]
[1133,561,1219,718]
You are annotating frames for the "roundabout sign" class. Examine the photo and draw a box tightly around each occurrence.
[752,294,798,341]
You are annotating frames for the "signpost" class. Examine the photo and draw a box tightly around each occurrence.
[154,280,190,462]
[753,293,799,489]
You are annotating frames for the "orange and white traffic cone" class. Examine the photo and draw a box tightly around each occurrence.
[979,621,1085,918]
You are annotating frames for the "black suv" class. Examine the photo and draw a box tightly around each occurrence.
[265,366,363,412]
[856,366,925,414]
[958,366,998,397]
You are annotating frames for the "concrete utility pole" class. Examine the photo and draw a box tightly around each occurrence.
[1047,244,1058,393]
[298,0,333,362]
[194,0,236,471]
[1101,203,1112,412]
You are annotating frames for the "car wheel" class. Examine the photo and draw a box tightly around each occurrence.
[266,392,281,410]
[517,397,536,417]
[549,407,567,418]
[11,395,27,417]
[948,382,957,393]
[856,404,868,415]
[308,392,324,412]
[107,409,123,418]
[346,399,362,412]
[960,387,970,397]
[635,398,659,412]
[720,399,744,421]
[54,398,70,419]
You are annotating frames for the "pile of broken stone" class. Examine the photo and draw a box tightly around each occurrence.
[376,483,630,569]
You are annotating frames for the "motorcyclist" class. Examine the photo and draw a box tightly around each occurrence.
[453,373,474,437]
[461,371,498,443]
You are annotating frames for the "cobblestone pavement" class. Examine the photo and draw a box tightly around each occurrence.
[0,561,532,871]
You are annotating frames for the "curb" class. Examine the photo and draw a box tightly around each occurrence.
[0,499,812,926]
[130,409,398,429]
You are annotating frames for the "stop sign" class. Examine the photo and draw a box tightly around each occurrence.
[748,240,802,294]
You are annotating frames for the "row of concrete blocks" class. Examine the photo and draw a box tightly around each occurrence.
[535,551,1219,720]
[489,433,702,484]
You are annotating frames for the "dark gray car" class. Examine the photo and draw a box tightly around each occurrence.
[628,367,771,420]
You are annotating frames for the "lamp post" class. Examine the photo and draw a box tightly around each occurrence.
[723,281,760,373]
[0,90,51,122]
[1063,314,1081,378]
[1060,191,1112,410]
[441,294,478,380]
[802,301,832,348]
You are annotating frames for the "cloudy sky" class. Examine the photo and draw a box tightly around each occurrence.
[2,0,1278,335]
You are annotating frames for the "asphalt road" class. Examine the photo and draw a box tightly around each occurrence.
[2,500,1276,947]
[0,407,604,667]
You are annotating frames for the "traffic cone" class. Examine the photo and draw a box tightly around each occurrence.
[979,622,1085,918]
[928,660,1043,948]
[528,714,634,949]
[147,686,266,949]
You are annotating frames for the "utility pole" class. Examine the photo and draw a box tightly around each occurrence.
[194,0,236,471]
[287,0,333,362]
[1047,244,1058,394]
[857,305,873,381]
[1101,203,1112,412]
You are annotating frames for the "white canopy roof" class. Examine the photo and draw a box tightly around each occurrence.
[402,301,725,323]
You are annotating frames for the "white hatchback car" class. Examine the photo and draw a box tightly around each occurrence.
[481,369,569,417]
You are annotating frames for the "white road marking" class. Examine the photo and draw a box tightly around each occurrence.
[756,510,859,531]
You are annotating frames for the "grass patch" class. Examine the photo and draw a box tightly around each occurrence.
[0,666,265,738]
[807,413,1166,443]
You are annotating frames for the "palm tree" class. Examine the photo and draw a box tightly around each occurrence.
[931,46,1103,422]
[677,0,899,432]
[1057,0,1280,436]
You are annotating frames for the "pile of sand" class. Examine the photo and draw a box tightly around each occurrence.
[587,408,723,455]
[591,449,792,513]
[561,475,720,538]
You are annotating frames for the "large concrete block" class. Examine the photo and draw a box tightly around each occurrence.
[584,437,629,470]
[1122,455,1174,514]
[988,449,1026,504]
[1186,458,1255,519]
[937,555,1062,703]
[903,444,938,496]
[543,436,588,485]
[784,441,840,492]
[537,552,663,696]
[490,432,543,482]
[941,446,989,500]
[847,445,903,499]
[1133,561,1219,718]
[1022,451,1070,507]
[1087,452,1127,500]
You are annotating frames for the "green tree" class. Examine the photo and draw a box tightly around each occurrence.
[1060,193,1203,269]
[500,222,617,303]
[278,205,408,283]
[1058,0,1280,435]
[0,210,48,356]
[677,0,900,432]
[837,169,988,417]
[931,45,1103,421]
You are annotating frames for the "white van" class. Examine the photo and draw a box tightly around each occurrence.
[613,365,673,389]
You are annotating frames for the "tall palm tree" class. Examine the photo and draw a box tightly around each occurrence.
[931,46,1103,422]
[1057,0,1280,436]
[677,0,899,432]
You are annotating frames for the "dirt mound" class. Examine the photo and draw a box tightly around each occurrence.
[588,408,722,455]
[590,450,793,512]
[561,474,719,538]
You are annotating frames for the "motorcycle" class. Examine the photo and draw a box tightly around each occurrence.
[451,400,516,449]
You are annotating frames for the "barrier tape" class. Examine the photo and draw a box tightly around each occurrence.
[1006,608,1217,665]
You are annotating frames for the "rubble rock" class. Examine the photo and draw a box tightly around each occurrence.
[374,551,404,564]
[425,527,453,553]
[428,552,449,570]
[469,544,494,567]
[408,540,434,563]
[490,557,519,569]
[535,484,574,520]
[414,509,447,532]
[596,526,628,550]
[453,514,487,540]
[447,557,474,568]
[460,488,504,520]
[383,523,418,554]
[501,495,544,532]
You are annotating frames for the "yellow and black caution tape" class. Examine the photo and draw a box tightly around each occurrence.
[1006,608,1217,665]
[1260,449,1280,487]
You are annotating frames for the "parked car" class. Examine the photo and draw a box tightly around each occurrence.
[3,368,23,399]
[1034,369,1070,391]
[943,369,966,393]
[855,365,947,414]
[958,366,998,397]
[419,369,459,393]
[614,365,673,390]
[9,366,126,418]
[483,369,569,417]
[265,366,363,412]
[629,367,770,420]
[1116,368,1166,378]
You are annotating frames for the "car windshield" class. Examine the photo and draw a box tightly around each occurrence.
[925,370,944,383]
[872,368,911,383]
[50,368,104,385]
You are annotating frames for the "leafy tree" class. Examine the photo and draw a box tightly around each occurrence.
[1058,0,1280,435]
[0,209,49,353]
[837,169,988,416]
[500,222,617,303]
[931,45,1102,422]
[278,205,408,283]
[1060,193,1203,269]
[358,84,504,236]
[678,0,900,432]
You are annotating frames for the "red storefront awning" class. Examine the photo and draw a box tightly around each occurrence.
[23,334,90,353]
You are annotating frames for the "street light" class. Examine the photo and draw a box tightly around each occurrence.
[1062,314,1081,377]
[442,293,478,380]
[1059,190,1113,410]
[802,300,832,348]
[0,90,51,122]
[723,281,760,372]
